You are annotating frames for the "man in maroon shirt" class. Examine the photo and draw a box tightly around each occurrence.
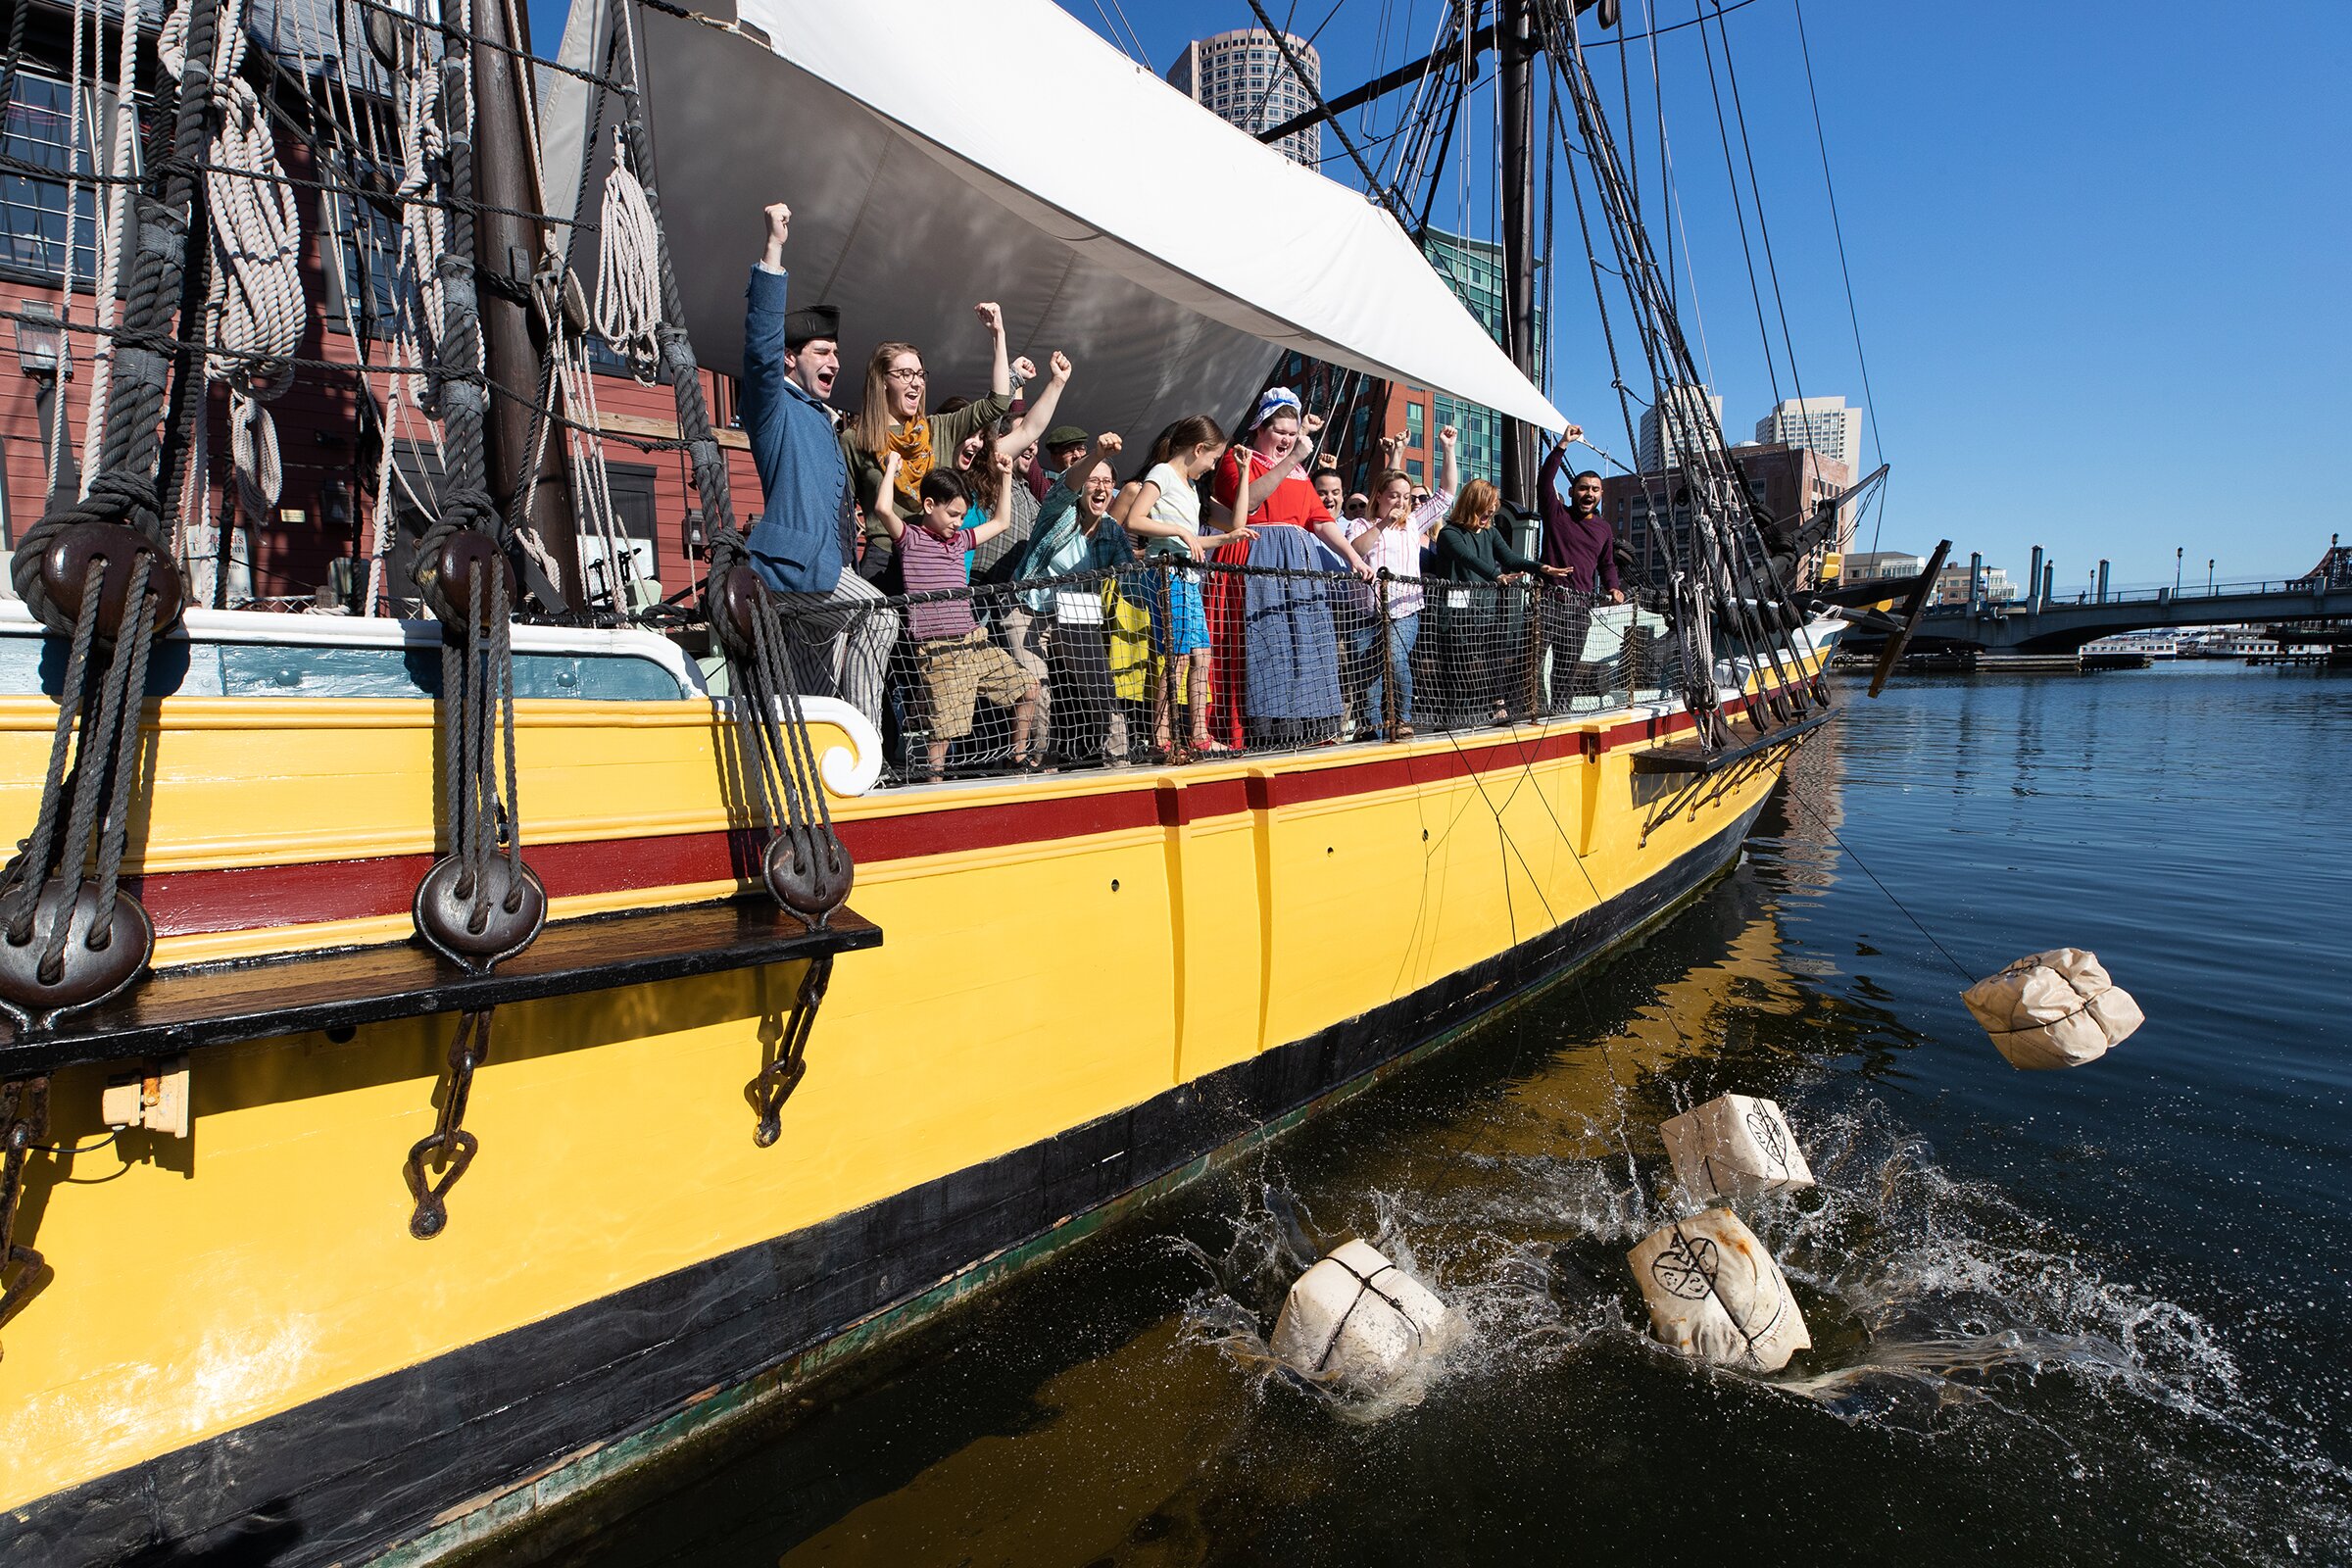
[1536,430,1625,713]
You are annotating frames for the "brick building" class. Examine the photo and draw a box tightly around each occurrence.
[0,0,760,613]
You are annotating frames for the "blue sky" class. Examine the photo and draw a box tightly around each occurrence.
[530,1,2349,584]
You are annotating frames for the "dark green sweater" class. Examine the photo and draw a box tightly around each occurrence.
[1433,524,1542,582]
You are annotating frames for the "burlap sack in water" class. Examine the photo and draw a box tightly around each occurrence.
[1962,948,2144,1069]
[1270,1239,1465,1390]
[1660,1093,1814,1204]
[1628,1208,1811,1373]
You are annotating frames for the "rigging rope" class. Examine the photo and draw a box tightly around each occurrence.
[2,0,220,1035]
[600,0,849,928]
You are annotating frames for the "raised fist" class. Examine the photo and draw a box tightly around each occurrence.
[1098,431,1124,455]
[992,447,1015,473]
[1049,350,1072,382]
[973,301,1004,333]
[763,202,790,245]
[1438,424,1457,449]
[1009,355,1036,383]
[1302,413,1326,436]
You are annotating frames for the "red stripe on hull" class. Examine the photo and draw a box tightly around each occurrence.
[134,692,1793,938]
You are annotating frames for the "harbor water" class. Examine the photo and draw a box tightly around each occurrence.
[478,662,2352,1567]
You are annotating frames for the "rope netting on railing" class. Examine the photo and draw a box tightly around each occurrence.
[769,556,1698,785]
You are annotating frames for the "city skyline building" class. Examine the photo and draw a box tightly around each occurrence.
[1753,395,1862,469]
[1638,383,1725,472]
[1422,228,1542,487]
[1165,29,1322,167]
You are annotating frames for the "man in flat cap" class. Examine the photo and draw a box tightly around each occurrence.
[743,200,897,729]
[1023,424,1093,503]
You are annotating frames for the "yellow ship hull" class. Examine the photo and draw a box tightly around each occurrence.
[0,662,1812,1564]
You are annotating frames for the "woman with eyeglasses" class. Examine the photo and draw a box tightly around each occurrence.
[844,303,1019,589]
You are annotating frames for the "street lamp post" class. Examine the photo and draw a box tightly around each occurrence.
[2207,559,2214,595]
[2175,547,2183,595]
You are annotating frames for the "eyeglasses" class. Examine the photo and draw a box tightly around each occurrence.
[885,367,926,384]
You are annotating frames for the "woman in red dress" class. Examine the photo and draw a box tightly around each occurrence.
[1202,389,1375,747]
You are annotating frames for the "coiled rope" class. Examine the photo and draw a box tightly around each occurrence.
[591,123,661,381]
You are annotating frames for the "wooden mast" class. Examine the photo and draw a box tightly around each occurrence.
[1498,0,1539,510]
[470,0,578,610]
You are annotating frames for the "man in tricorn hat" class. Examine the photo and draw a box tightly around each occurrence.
[742,200,898,729]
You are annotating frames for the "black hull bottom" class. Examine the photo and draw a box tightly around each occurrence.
[11,800,1766,1567]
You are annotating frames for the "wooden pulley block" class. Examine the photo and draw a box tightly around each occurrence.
[714,562,771,651]
[41,522,183,640]
[429,532,516,629]
[763,826,854,923]
[0,879,154,1032]
[412,856,546,972]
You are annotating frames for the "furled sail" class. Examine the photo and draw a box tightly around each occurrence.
[546,0,1567,448]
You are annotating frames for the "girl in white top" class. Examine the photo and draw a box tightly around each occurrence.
[1344,424,1458,738]
[1119,415,1243,757]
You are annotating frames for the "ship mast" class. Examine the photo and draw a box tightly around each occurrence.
[1497,0,1539,508]
[470,0,577,610]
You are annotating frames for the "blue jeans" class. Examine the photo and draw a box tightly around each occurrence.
[1352,611,1419,732]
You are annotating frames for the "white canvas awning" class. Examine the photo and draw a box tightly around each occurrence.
[547,0,1565,453]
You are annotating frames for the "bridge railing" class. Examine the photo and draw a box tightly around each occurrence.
[1931,573,2351,613]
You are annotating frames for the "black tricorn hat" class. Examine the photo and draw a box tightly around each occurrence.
[784,304,840,350]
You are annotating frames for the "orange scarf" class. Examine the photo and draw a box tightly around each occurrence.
[883,419,933,514]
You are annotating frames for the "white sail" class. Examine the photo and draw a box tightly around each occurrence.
[547,0,1567,448]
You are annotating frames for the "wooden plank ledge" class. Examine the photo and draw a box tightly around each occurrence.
[1630,709,1832,776]
[0,900,882,1076]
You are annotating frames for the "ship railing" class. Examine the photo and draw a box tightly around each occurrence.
[771,555,1700,787]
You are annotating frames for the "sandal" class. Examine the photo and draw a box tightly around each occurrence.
[1193,738,1236,756]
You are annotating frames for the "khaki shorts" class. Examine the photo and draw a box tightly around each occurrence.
[917,628,1032,741]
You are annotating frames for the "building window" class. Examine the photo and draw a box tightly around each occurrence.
[1405,402,1424,443]
[1,69,103,282]
[322,190,408,340]
[1406,458,1425,482]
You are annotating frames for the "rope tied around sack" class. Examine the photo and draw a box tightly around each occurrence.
[1651,1217,1789,1369]
[1974,957,2113,1035]
[1310,1250,1426,1375]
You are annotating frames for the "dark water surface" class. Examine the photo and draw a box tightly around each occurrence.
[490,663,2352,1567]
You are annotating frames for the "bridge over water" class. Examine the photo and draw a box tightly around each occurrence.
[1900,574,2352,655]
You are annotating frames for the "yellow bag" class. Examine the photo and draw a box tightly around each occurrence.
[1107,579,1154,704]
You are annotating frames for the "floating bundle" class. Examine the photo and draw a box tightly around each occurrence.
[1628,1209,1811,1373]
[1962,948,2144,1070]
[1270,1239,1464,1390]
[1659,1093,1814,1204]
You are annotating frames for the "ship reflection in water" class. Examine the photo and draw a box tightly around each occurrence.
[481,664,2352,1567]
